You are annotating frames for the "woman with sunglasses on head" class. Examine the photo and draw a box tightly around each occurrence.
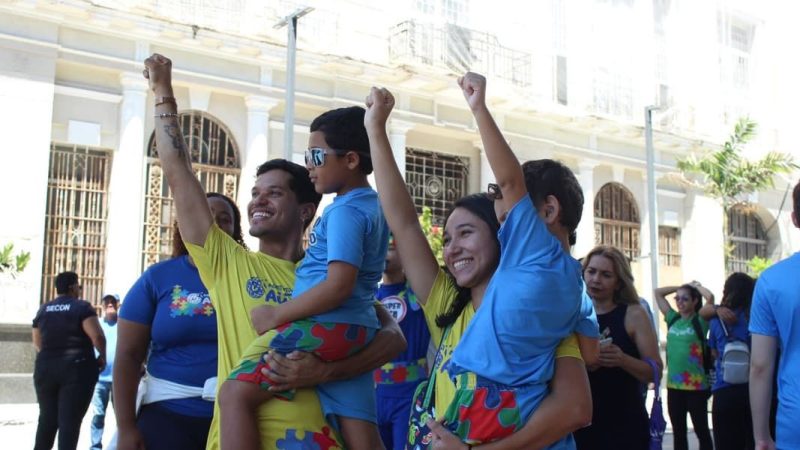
[654,281,715,450]
[574,245,662,450]
[32,271,107,450]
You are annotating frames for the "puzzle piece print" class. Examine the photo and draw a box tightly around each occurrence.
[446,385,521,443]
[308,322,368,361]
[276,427,341,450]
[269,322,325,354]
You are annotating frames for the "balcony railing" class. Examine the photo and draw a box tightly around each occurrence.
[389,20,532,88]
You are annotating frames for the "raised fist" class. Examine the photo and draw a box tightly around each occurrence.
[364,86,395,129]
[457,71,487,112]
[142,53,174,96]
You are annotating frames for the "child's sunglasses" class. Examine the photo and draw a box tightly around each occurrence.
[305,147,346,168]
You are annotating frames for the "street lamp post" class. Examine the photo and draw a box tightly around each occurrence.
[275,7,314,161]
[645,105,662,338]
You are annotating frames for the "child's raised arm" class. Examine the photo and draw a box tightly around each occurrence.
[363,87,440,304]
[458,72,526,209]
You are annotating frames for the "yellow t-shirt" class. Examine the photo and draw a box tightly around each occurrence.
[422,270,581,417]
[185,225,342,450]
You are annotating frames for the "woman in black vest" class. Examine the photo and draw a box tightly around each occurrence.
[575,245,663,450]
[32,271,106,450]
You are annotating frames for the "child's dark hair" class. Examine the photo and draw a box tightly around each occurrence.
[679,283,704,312]
[172,193,248,257]
[101,295,119,306]
[256,159,322,230]
[522,159,584,246]
[793,179,800,223]
[435,193,501,329]
[310,106,372,175]
[55,271,79,295]
[722,272,755,312]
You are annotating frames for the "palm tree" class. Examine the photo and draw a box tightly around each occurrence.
[676,117,796,270]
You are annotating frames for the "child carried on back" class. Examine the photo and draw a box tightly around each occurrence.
[441,72,599,446]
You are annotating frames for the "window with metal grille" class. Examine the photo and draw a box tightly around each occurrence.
[142,111,241,270]
[659,226,681,267]
[594,183,641,260]
[405,148,469,227]
[727,206,767,274]
[40,144,113,308]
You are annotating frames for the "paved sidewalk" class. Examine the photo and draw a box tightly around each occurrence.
[1,389,711,449]
[0,402,116,449]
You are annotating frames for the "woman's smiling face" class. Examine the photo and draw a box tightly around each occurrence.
[442,207,499,289]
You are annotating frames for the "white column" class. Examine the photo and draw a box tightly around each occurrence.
[239,95,279,249]
[682,191,725,294]
[477,143,495,190]
[0,44,57,323]
[387,119,414,181]
[104,73,148,297]
[574,160,599,259]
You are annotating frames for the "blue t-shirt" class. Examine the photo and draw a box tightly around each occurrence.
[120,255,217,418]
[294,187,388,329]
[98,319,118,382]
[450,196,598,389]
[708,309,750,391]
[750,252,800,448]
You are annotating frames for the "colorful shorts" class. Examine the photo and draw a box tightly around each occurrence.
[441,373,525,445]
[228,319,370,399]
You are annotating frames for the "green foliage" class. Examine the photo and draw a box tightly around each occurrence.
[746,255,772,277]
[677,117,797,208]
[677,117,797,272]
[418,207,444,265]
[0,243,31,278]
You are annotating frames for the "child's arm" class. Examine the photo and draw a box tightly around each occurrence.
[458,72,526,209]
[576,334,599,367]
[250,261,357,334]
[364,87,441,304]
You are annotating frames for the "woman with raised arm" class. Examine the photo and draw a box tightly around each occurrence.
[654,281,715,450]
[574,245,662,450]
[360,77,597,449]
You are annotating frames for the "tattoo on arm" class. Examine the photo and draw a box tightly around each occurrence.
[163,121,189,160]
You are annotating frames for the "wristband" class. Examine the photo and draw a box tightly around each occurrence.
[155,112,179,119]
[155,96,177,106]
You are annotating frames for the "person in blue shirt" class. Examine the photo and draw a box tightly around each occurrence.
[374,234,431,450]
[220,105,389,450]
[90,294,119,450]
[436,72,599,445]
[114,193,247,450]
[705,272,755,450]
[750,179,800,450]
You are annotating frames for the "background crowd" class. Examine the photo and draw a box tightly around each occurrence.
[29,56,799,450]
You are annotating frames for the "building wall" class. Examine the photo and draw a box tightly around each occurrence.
[0,1,797,325]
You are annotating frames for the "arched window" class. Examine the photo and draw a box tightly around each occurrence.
[728,206,767,274]
[594,182,641,260]
[142,111,241,270]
